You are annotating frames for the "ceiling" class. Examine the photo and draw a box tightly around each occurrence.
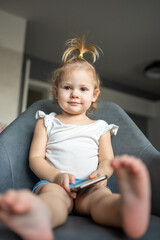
[1,0,160,100]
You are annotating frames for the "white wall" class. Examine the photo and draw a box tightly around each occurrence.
[101,87,160,151]
[0,10,26,125]
[0,10,26,52]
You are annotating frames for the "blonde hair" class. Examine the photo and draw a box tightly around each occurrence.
[62,35,100,63]
[51,35,102,112]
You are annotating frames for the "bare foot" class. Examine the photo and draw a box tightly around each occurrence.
[111,155,151,238]
[0,190,53,240]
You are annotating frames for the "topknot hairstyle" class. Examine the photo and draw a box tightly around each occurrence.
[51,35,102,112]
[62,35,100,63]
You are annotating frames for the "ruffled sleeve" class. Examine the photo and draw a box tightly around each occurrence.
[99,120,119,136]
[35,110,54,135]
[35,110,46,119]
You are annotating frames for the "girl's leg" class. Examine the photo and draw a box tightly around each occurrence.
[0,183,73,240]
[36,183,73,228]
[75,155,151,238]
[75,187,121,226]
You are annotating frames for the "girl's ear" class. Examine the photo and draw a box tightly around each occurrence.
[92,88,100,102]
[54,86,58,99]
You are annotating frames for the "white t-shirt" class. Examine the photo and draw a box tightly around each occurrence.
[35,111,119,179]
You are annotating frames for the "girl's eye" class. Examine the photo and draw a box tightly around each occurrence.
[64,86,71,90]
[81,87,88,91]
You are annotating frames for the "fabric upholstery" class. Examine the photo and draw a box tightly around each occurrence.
[0,100,160,239]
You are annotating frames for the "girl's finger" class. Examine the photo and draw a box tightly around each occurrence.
[69,192,77,199]
[69,174,75,184]
[63,174,70,192]
[89,171,97,179]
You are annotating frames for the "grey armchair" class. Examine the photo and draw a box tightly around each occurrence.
[0,100,160,240]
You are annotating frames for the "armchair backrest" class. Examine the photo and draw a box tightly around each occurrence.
[0,100,160,216]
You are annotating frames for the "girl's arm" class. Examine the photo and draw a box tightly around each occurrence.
[89,131,114,180]
[29,118,60,182]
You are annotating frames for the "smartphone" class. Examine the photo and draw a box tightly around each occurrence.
[70,175,108,192]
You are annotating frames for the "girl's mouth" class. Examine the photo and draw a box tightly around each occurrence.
[68,102,80,105]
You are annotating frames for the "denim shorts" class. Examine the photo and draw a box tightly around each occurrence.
[32,179,111,193]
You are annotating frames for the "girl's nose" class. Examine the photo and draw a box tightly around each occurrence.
[71,89,79,98]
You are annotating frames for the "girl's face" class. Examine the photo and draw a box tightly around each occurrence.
[54,68,100,115]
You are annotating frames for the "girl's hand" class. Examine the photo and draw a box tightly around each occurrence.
[54,173,77,199]
[88,170,108,187]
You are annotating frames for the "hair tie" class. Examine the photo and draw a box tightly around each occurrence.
[79,53,83,58]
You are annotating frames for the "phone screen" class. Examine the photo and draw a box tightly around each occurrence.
[71,175,108,192]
